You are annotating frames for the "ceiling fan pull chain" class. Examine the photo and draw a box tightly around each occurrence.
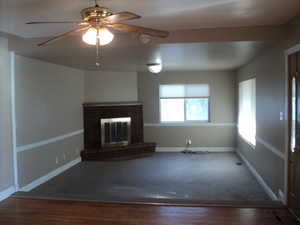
[96,29,101,67]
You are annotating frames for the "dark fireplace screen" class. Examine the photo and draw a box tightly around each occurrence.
[100,117,131,147]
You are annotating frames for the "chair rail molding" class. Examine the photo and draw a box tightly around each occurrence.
[17,129,84,153]
[256,136,285,160]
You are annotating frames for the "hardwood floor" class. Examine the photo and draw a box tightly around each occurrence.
[0,197,299,225]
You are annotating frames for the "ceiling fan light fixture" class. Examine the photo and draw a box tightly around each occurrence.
[82,27,114,46]
[147,63,162,74]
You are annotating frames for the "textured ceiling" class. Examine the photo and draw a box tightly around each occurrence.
[0,0,300,38]
[9,34,273,71]
[0,0,298,71]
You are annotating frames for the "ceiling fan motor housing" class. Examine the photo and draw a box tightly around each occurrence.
[80,7,114,22]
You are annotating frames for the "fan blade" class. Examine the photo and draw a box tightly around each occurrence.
[38,25,90,47]
[101,12,141,24]
[27,21,88,25]
[109,23,169,38]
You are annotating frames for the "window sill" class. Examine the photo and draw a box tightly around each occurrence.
[160,121,209,124]
[144,122,237,127]
[238,134,256,150]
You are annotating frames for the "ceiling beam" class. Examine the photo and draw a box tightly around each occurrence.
[157,25,287,44]
[3,24,288,51]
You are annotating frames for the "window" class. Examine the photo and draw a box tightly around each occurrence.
[291,77,296,152]
[238,78,256,146]
[159,84,210,122]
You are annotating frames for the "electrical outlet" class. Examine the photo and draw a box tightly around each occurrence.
[185,138,192,145]
[55,157,59,164]
[186,138,192,145]
[280,112,284,121]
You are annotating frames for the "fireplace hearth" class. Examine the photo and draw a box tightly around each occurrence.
[81,102,156,161]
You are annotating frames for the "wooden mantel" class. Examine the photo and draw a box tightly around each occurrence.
[81,101,156,161]
[83,101,143,107]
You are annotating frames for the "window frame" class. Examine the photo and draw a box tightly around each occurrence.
[159,84,211,123]
[238,78,256,148]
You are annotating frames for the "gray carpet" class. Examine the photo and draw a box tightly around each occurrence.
[14,152,277,205]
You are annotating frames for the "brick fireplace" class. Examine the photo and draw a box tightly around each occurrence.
[81,102,156,161]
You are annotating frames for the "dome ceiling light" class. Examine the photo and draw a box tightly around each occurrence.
[147,63,163,74]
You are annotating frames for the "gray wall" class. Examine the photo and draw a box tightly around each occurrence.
[237,44,286,151]
[236,14,300,197]
[288,14,300,47]
[84,70,138,102]
[138,71,236,147]
[0,37,14,191]
[236,44,286,196]
[15,55,84,187]
[145,126,236,148]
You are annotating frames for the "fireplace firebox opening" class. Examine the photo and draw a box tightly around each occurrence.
[100,117,131,147]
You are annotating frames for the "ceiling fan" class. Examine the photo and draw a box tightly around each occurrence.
[27,0,169,66]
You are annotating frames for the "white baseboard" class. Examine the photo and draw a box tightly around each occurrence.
[156,147,236,152]
[20,157,81,192]
[0,186,15,201]
[278,189,286,204]
[236,151,278,201]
